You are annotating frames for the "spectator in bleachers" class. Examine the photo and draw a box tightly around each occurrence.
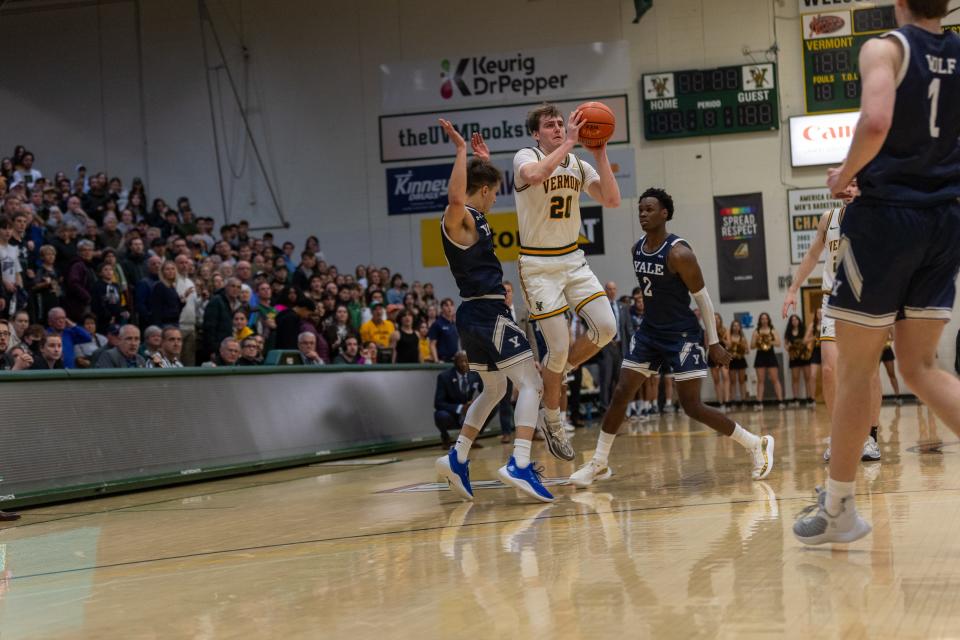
[134,255,162,327]
[121,237,149,284]
[238,337,260,366]
[386,274,406,306]
[360,301,394,350]
[83,174,110,225]
[99,213,123,249]
[147,326,184,368]
[428,298,459,364]
[203,277,242,354]
[298,332,325,365]
[149,261,183,327]
[29,333,64,370]
[232,310,253,342]
[174,253,198,366]
[323,304,356,361]
[74,314,108,368]
[63,239,96,322]
[140,325,163,363]
[205,336,241,367]
[6,309,29,351]
[391,310,420,364]
[46,307,90,368]
[0,319,32,370]
[292,251,316,291]
[333,336,361,364]
[274,295,314,350]
[62,196,89,232]
[95,324,145,368]
[0,217,23,317]
[12,151,42,188]
[91,262,124,332]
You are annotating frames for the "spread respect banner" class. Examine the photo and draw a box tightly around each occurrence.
[380,41,630,112]
[420,206,605,268]
[387,147,637,215]
[379,94,630,163]
[713,193,769,302]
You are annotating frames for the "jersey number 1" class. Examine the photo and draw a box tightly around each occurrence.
[549,195,572,219]
[929,78,941,139]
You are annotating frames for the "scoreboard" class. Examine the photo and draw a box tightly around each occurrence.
[641,63,779,141]
[802,5,960,113]
[802,6,896,113]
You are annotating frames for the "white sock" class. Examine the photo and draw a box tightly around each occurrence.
[454,434,473,464]
[826,478,855,515]
[594,431,617,464]
[641,400,650,411]
[544,406,561,424]
[730,424,761,450]
[513,439,532,468]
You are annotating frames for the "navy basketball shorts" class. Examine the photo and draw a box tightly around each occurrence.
[827,199,960,328]
[621,327,708,381]
[457,299,534,372]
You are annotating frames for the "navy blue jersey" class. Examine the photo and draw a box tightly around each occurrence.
[857,26,960,205]
[441,206,506,299]
[633,234,700,336]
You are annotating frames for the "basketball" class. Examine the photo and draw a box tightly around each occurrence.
[577,101,616,147]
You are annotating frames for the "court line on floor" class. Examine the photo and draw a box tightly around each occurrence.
[0,466,378,530]
[7,485,960,583]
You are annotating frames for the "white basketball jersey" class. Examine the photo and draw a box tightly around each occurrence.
[821,206,845,293]
[513,147,599,255]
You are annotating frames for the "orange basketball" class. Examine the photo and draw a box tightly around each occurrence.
[577,101,616,147]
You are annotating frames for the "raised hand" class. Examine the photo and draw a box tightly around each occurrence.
[471,133,490,161]
[565,109,586,146]
[782,289,797,319]
[438,119,466,150]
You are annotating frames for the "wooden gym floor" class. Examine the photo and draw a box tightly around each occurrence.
[1,402,959,639]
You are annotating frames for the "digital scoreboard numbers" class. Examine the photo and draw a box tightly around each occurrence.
[641,63,779,141]
[802,6,897,113]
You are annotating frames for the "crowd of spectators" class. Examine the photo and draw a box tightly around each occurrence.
[0,146,461,371]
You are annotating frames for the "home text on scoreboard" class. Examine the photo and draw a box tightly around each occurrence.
[641,63,780,141]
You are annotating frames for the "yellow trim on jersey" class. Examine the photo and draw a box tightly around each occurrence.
[529,305,570,321]
[515,183,531,192]
[818,336,836,343]
[574,291,606,314]
[519,242,579,257]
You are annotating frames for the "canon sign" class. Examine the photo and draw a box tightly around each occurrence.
[790,111,861,167]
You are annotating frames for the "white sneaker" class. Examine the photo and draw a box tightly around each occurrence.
[569,458,613,488]
[793,488,872,545]
[563,420,576,434]
[750,435,775,480]
[861,436,881,461]
[753,403,763,412]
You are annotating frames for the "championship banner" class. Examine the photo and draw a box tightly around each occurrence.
[380,95,630,163]
[787,188,844,264]
[420,207,604,268]
[387,147,637,215]
[713,193,769,302]
[380,41,630,112]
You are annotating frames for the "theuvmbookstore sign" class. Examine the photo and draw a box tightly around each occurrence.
[380,95,630,163]
[380,41,630,112]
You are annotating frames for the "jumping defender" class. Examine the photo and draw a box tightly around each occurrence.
[795,0,960,545]
[513,104,622,459]
[434,119,555,503]
[569,189,775,488]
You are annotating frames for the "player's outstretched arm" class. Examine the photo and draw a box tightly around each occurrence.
[440,118,470,233]
[783,209,830,318]
[517,109,585,185]
[585,146,621,208]
[669,243,731,365]
[827,37,900,195]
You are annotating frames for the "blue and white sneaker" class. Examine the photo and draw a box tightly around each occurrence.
[497,457,554,503]
[436,449,473,501]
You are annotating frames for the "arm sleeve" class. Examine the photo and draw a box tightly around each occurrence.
[691,288,719,345]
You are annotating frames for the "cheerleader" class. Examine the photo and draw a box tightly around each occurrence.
[751,312,785,410]
[708,312,730,411]
[879,328,902,403]
[726,319,750,406]
[785,314,812,406]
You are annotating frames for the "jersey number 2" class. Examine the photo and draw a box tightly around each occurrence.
[549,196,572,219]
[642,276,653,298]
[929,78,941,139]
